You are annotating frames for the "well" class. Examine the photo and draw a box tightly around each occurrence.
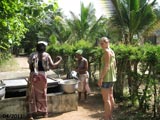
[0,71,78,120]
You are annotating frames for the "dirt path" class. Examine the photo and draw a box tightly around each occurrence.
[40,93,105,120]
[39,92,119,120]
[14,56,29,71]
[14,56,119,120]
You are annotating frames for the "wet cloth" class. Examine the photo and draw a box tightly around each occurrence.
[78,72,91,93]
[27,72,47,114]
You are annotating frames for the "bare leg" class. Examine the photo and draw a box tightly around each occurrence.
[109,87,115,119]
[101,88,112,120]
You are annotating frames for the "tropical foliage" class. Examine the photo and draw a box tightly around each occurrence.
[110,0,157,44]
[143,6,160,37]
[66,2,108,43]
[21,0,60,53]
[0,0,27,51]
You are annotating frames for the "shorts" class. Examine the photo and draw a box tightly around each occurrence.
[101,82,114,89]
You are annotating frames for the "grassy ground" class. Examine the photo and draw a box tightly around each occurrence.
[0,56,20,72]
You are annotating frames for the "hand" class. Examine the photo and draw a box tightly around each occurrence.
[56,56,62,62]
[97,79,103,87]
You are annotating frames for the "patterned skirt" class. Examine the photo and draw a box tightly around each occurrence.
[26,72,47,114]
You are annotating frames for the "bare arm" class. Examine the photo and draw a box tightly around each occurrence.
[48,55,62,69]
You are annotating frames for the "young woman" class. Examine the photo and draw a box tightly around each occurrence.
[27,41,62,120]
[98,37,117,120]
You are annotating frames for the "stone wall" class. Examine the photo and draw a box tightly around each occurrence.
[0,93,78,120]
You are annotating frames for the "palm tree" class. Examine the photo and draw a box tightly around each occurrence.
[142,6,160,38]
[66,2,108,44]
[110,0,157,44]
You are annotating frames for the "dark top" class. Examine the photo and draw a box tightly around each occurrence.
[30,60,45,72]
